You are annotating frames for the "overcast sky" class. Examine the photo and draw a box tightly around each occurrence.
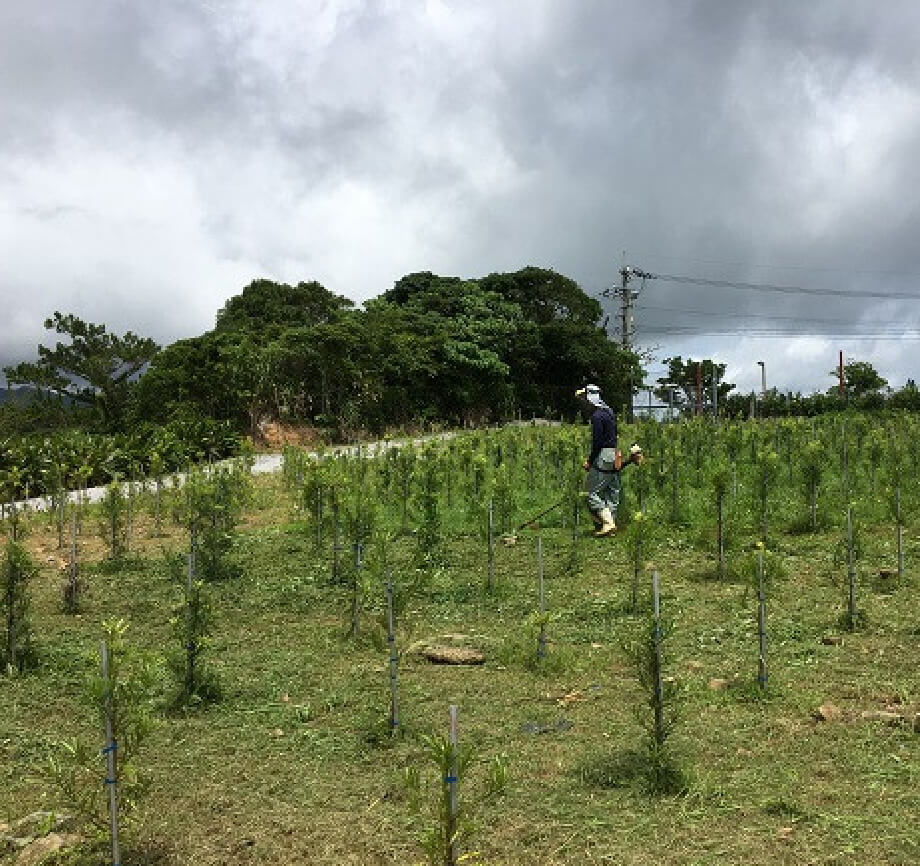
[3,0,920,397]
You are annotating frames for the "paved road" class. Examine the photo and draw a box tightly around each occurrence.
[1,430,460,515]
[2,421,560,516]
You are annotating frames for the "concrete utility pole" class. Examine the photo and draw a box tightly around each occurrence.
[616,265,655,423]
[617,266,646,424]
[618,266,638,351]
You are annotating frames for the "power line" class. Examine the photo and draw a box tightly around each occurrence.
[644,327,920,340]
[629,253,920,279]
[645,272,920,301]
[598,264,920,347]
[636,303,920,330]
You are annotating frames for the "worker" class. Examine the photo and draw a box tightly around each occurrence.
[575,383,621,536]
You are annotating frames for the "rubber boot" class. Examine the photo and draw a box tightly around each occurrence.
[594,507,616,537]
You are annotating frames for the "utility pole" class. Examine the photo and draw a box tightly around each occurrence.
[618,267,638,351]
[616,266,651,424]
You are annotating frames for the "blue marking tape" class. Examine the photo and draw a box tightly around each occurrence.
[104,777,117,785]
[444,775,458,783]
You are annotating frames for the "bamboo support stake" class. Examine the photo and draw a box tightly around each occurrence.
[761,475,769,547]
[66,510,78,612]
[352,542,363,639]
[652,572,664,748]
[631,533,642,611]
[757,549,768,689]
[670,459,679,523]
[56,489,65,550]
[448,705,459,866]
[841,423,849,499]
[125,483,132,554]
[717,496,725,580]
[537,536,546,660]
[847,507,857,630]
[331,498,341,584]
[101,640,121,866]
[186,551,196,697]
[386,575,399,734]
[897,487,904,580]
[487,499,495,591]
[315,486,323,550]
[811,479,817,531]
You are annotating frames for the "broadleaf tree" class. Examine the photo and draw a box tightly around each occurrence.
[829,360,888,401]
[654,357,734,415]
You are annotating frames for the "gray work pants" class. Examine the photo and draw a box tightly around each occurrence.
[586,465,620,516]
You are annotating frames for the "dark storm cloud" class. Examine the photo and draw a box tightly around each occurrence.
[420,1,920,392]
[0,2,227,149]
[2,1,920,394]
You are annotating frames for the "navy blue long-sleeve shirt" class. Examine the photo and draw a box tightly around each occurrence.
[588,407,617,467]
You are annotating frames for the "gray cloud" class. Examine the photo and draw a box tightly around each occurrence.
[2,0,919,396]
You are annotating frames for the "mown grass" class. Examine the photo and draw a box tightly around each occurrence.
[2,438,920,866]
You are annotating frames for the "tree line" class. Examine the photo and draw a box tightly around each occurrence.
[6,266,913,444]
[651,355,916,418]
[3,267,642,440]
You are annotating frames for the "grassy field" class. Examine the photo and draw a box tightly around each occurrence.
[2,420,919,865]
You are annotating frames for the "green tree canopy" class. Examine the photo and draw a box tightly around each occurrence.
[479,266,602,325]
[4,312,160,430]
[379,267,640,420]
[830,360,888,399]
[136,266,644,436]
[133,329,281,433]
[654,357,735,413]
[365,277,524,424]
[214,279,353,336]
